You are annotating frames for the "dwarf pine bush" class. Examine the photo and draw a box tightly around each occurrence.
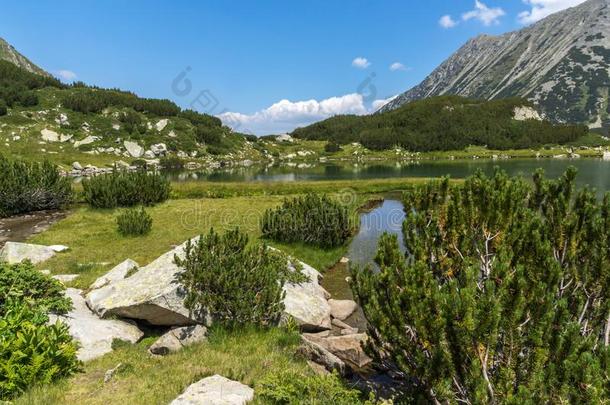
[261,194,351,248]
[0,154,73,217]
[0,262,78,400]
[352,168,610,403]
[176,228,306,327]
[116,207,153,236]
[82,168,170,208]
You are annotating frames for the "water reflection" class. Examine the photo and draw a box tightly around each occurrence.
[347,199,407,269]
[165,159,610,196]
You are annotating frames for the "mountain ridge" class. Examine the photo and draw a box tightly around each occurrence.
[0,37,49,77]
[379,0,610,131]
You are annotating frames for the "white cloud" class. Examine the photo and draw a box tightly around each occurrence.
[372,95,398,111]
[219,93,398,135]
[389,62,408,71]
[351,57,371,69]
[518,0,586,24]
[56,69,77,81]
[462,1,505,26]
[219,93,369,135]
[439,15,458,28]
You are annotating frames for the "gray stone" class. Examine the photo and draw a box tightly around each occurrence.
[298,336,347,376]
[72,161,83,171]
[148,325,207,355]
[155,119,169,131]
[124,140,144,158]
[0,242,57,264]
[328,299,358,321]
[86,238,205,326]
[74,135,99,148]
[90,259,139,290]
[282,260,332,332]
[53,274,79,283]
[49,289,143,362]
[303,333,372,369]
[40,128,60,142]
[170,375,254,405]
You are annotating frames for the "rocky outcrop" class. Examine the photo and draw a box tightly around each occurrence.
[282,260,332,331]
[90,259,139,290]
[170,375,254,405]
[302,333,372,370]
[0,241,64,264]
[86,239,203,326]
[49,289,143,361]
[148,325,207,356]
[298,335,347,376]
[513,106,542,121]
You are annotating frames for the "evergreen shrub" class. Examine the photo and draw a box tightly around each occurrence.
[82,168,170,208]
[352,168,610,403]
[261,194,351,248]
[116,207,153,236]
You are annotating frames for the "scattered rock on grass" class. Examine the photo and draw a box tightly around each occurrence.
[170,375,254,405]
[0,241,58,264]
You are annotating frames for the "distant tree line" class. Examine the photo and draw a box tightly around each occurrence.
[0,60,63,114]
[291,96,588,151]
[61,87,181,116]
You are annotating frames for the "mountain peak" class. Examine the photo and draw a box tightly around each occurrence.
[0,37,49,77]
[379,0,610,131]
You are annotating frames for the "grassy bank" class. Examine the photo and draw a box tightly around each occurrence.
[170,177,437,199]
[30,195,358,288]
[15,327,310,405]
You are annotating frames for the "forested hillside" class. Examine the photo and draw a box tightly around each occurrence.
[0,60,253,163]
[292,96,588,151]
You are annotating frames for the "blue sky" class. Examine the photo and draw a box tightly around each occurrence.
[0,0,586,134]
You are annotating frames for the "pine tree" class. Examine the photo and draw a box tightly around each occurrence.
[352,168,610,403]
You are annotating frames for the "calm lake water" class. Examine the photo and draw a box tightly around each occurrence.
[169,158,610,194]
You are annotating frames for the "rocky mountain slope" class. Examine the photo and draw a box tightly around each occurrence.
[0,37,49,76]
[379,0,610,131]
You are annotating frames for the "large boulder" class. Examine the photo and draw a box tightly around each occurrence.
[328,299,358,321]
[282,260,332,331]
[170,375,254,405]
[148,325,207,356]
[86,239,204,326]
[123,140,144,158]
[155,119,169,131]
[40,128,60,142]
[0,242,58,264]
[49,289,143,361]
[90,259,139,290]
